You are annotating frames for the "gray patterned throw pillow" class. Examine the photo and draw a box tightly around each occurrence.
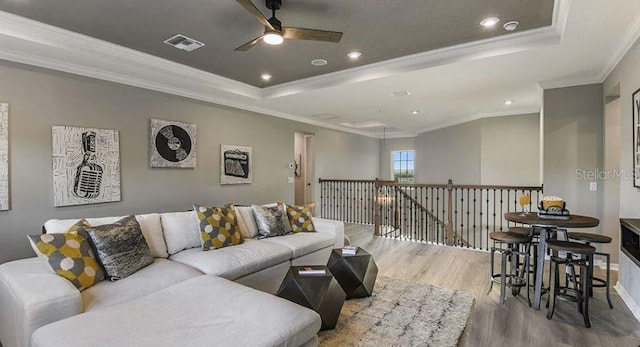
[86,215,153,281]
[252,204,292,238]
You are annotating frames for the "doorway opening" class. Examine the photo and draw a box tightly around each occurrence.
[603,96,621,258]
[294,132,315,205]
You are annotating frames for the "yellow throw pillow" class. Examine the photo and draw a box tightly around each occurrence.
[284,202,317,233]
[194,204,244,250]
[27,219,105,291]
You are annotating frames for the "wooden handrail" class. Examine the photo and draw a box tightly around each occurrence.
[450,184,543,190]
[319,178,543,192]
[318,178,377,183]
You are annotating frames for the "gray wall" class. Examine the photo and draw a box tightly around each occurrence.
[378,137,417,180]
[542,85,603,236]
[480,115,541,186]
[0,61,379,264]
[604,35,640,314]
[416,120,481,184]
[414,114,540,185]
[604,39,640,218]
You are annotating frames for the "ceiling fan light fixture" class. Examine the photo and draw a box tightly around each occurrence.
[263,31,284,45]
[480,17,500,27]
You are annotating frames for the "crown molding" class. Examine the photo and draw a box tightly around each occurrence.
[538,0,640,89]
[552,0,571,37]
[262,26,563,99]
[414,108,541,135]
[598,5,640,82]
[537,77,603,90]
[0,11,262,99]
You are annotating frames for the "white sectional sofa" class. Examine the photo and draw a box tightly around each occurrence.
[0,210,345,347]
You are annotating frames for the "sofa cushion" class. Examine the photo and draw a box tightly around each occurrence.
[284,202,317,233]
[194,204,244,250]
[252,204,292,238]
[86,215,154,281]
[43,213,169,259]
[27,220,104,291]
[261,232,335,258]
[160,211,201,255]
[32,276,321,347]
[235,205,259,238]
[81,258,202,312]
[169,239,291,280]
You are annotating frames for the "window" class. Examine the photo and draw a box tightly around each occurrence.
[392,150,415,183]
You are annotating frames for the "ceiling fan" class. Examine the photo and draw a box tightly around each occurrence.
[235,0,343,51]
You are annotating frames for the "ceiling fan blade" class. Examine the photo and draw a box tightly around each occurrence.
[235,35,264,51]
[282,27,343,42]
[235,0,274,30]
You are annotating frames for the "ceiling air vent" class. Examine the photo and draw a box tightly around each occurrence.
[163,34,205,52]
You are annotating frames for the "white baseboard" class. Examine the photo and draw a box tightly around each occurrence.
[615,281,640,323]
[593,259,619,271]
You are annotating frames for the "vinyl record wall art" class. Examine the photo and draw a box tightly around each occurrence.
[150,118,197,168]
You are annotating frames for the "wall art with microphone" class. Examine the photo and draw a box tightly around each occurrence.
[52,126,120,207]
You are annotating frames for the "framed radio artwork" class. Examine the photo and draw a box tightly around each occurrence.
[634,88,640,188]
[220,144,252,185]
[51,126,121,207]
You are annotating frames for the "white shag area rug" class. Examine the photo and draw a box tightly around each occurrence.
[318,276,474,347]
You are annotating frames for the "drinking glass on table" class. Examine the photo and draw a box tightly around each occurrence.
[519,193,530,216]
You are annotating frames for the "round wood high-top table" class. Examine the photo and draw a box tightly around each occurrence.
[504,212,599,310]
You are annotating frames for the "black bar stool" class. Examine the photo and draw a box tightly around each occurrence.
[567,232,613,309]
[546,240,596,328]
[488,231,532,306]
[509,226,541,283]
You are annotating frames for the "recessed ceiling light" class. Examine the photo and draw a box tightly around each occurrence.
[311,58,328,66]
[347,51,362,59]
[480,17,500,27]
[504,100,513,105]
[260,73,272,81]
[391,91,411,97]
[411,110,420,115]
[263,31,284,45]
[503,21,519,31]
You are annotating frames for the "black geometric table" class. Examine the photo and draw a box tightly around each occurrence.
[276,266,346,330]
[327,248,378,299]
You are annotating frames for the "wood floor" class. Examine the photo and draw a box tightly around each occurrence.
[344,223,640,347]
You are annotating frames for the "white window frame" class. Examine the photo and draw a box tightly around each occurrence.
[390,150,415,183]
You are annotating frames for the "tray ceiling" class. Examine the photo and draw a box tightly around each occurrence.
[0,0,554,87]
[0,0,639,138]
